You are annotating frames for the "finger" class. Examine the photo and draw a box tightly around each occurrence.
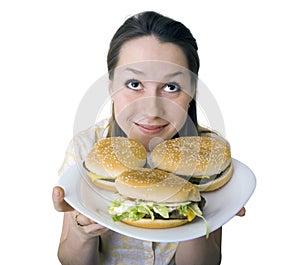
[75,213,105,228]
[236,207,246,217]
[74,213,109,235]
[75,212,93,226]
[83,223,109,235]
[52,186,73,212]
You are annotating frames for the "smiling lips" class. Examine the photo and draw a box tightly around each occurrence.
[134,122,168,134]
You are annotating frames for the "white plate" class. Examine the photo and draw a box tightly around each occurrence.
[58,158,256,242]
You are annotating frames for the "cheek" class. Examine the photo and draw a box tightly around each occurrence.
[112,93,128,115]
[112,94,137,124]
[164,99,190,126]
[168,106,188,126]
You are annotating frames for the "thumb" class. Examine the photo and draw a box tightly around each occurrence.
[52,186,74,212]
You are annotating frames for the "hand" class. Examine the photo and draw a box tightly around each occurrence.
[52,186,73,212]
[53,186,109,237]
[236,207,246,217]
[73,211,109,237]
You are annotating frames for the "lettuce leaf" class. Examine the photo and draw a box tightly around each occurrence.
[108,196,210,237]
[109,198,202,222]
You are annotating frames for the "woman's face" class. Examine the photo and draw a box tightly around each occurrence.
[110,36,194,150]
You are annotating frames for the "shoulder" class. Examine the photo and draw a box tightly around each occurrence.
[70,119,111,157]
[75,119,110,143]
[58,119,111,175]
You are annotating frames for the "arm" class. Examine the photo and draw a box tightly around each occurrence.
[175,227,222,265]
[53,186,108,265]
[58,212,103,265]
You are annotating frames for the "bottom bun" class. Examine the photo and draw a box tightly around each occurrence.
[121,218,189,229]
[198,163,234,192]
[91,178,117,192]
[85,170,117,192]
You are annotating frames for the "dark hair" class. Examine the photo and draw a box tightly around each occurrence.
[107,11,199,77]
[107,11,200,137]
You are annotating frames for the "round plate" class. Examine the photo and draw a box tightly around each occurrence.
[58,158,256,242]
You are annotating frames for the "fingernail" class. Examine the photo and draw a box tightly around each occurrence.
[54,188,60,197]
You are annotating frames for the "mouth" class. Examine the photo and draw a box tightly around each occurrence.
[133,122,168,135]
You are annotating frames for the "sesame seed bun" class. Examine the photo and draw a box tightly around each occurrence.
[198,162,234,192]
[84,137,147,191]
[115,168,201,203]
[113,168,202,229]
[150,136,233,192]
[121,218,189,229]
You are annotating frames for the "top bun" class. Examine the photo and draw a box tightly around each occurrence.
[115,168,201,203]
[150,136,231,176]
[85,137,147,178]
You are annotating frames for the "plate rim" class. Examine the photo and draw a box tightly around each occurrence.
[58,158,256,242]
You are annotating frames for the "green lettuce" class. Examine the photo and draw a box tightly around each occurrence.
[108,196,210,238]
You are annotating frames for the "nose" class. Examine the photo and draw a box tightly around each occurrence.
[140,82,165,117]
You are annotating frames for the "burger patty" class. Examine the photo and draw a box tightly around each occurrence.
[189,174,220,185]
[187,164,231,185]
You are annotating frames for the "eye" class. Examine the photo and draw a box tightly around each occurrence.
[163,82,181,93]
[126,79,142,90]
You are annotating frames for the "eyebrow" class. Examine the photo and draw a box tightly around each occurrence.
[123,67,185,78]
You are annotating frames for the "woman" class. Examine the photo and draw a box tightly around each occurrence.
[53,11,245,265]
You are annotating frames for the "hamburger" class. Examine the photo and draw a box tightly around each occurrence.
[150,136,233,192]
[108,168,208,231]
[83,137,147,191]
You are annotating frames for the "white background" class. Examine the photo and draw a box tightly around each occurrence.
[1,0,299,264]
